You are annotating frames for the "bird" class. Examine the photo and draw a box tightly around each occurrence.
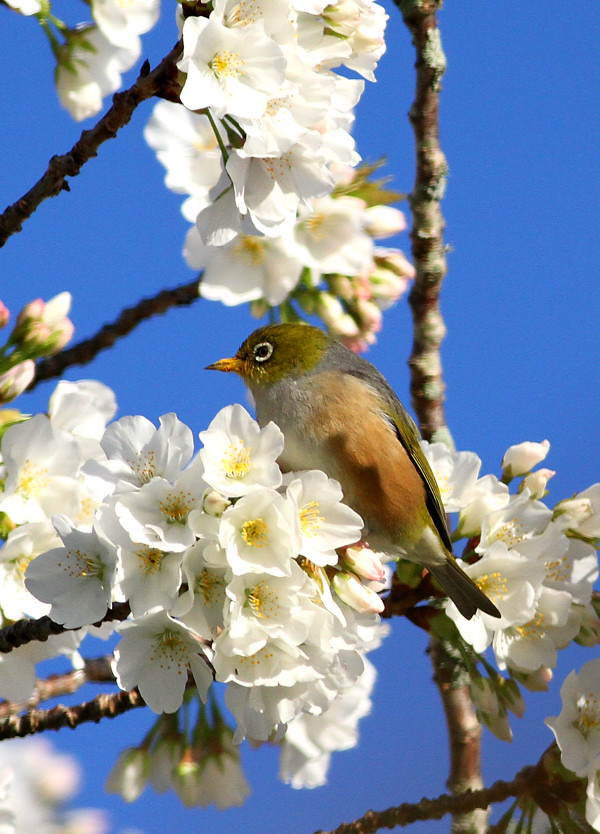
[207,322,501,620]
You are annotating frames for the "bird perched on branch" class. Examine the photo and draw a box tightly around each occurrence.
[207,322,500,620]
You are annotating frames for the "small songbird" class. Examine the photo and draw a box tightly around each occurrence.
[207,322,500,620]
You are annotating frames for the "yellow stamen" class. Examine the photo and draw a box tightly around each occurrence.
[241,518,269,547]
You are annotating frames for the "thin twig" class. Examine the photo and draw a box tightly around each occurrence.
[29,277,201,388]
[0,42,183,248]
[397,0,449,441]
[314,763,539,833]
[0,603,130,654]
[0,656,115,718]
[0,688,145,740]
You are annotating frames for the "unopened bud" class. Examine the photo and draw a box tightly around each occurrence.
[0,361,35,403]
[316,293,359,338]
[501,439,550,479]
[16,298,45,329]
[342,544,385,582]
[374,248,415,279]
[519,468,555,498]
[363,205,407,239]
[0,302,9,329]
[332,571,384,613]
[202,489,230,517]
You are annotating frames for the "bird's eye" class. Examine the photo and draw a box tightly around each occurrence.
[253,341,274,362]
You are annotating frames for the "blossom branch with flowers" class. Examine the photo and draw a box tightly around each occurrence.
[0,0,597,831]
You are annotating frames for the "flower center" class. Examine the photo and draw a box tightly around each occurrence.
[210,50,245,79]
[196,569,224,604]
[17,460,50,497]
[137,546,164,575]
[492,518,528,547]
[241,518,269,547]
[160,490,192,524]
[576,693,600,738]
[246,581,276,618]
[222,440,251,480]
[129,451,157,484]
[476,571,508,600]
[514,611,546,640]
[299,501,324,537]
[233,236,266,267]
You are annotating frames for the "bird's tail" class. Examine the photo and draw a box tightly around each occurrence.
[428,558,501,620]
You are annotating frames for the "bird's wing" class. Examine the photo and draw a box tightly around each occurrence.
[381,406,453,552]
[321,341,453,552]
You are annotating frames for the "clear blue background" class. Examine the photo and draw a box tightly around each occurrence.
[1,2,599,832]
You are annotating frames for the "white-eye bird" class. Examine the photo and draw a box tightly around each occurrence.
[207,322,500,620]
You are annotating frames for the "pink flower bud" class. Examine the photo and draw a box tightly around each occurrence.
[342,544,385,582]
[332,571,384,613]
[16,298,45,329]
[0,361,35,403]
[0,302,9,329]
[46,318,74,354]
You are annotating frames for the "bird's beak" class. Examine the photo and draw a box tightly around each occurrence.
[205,356,244,374]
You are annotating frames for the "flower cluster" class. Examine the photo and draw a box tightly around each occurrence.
[0,382,387,799]
[0,292,73,410]
[143,0,412,348]
[13,0,161,120]
[166,0,387,245]
[420,439,600,743]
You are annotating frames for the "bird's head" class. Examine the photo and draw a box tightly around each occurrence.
[206,322,332,389]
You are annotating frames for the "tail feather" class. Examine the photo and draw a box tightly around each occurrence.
[428,558,501,620]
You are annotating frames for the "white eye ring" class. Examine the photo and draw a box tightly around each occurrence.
[254,341,274,362]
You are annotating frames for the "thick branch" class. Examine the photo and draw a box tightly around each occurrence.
[397,0,448,441]
[0,688,145,740]
[396,5,485,832]
[0,603,130,654]
[429,637,488,833]
[0,41,183,248]
[29,277,201,389]
[314,763,538,833]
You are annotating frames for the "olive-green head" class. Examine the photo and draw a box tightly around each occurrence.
[206,322,332,388]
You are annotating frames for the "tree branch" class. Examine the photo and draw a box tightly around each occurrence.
[29,277,201,389]
[396,4,486,832]
[0,656,115,718]
[397,0,449,441]
[0,41,183,248]
[314,763,540,834]
[0,688,145,740]
[0,603,130,654]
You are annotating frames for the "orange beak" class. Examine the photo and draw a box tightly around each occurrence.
[205,356,244,374]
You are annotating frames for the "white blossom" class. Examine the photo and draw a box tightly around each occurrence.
[178,15,286,119]
[285,470,363,566]
[199,404,284,497]
[56,27,140,121]
[113,610,213,713]
[0,414,84,525]
[218,487,300,576]
[25,517,119,628]
[92,0,160,48]
[546,658,600,776]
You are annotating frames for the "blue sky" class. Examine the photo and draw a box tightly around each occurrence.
[1,2,599,832]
